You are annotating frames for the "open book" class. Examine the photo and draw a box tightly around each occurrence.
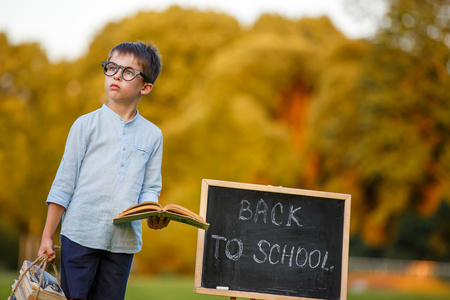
[114,201,209,230]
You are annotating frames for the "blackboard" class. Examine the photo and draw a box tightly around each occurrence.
[194,179,351,300]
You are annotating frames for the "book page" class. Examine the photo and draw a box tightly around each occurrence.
[163,204,204,222]
[114,210,209,230]
[119,201,163,216]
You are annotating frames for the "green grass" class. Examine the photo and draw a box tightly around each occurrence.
[125,274,450,300]
[2,270,450,300]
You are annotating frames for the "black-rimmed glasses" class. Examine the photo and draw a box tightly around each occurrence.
[102,62,150,82]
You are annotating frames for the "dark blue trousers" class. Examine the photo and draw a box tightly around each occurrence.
[60,235,134,300]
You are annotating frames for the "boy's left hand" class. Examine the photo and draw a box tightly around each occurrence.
[147,216,170,230]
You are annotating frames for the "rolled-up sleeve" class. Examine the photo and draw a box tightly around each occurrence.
[138,132,163,204]
[46,117,86,209]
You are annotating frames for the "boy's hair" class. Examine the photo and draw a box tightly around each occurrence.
[107,41,162,84]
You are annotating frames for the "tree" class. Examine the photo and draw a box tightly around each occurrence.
[308,0,450,258]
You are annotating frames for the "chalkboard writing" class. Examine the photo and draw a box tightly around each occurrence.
[194,179,351,300]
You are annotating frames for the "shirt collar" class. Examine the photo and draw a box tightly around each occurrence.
[102,104,140,123]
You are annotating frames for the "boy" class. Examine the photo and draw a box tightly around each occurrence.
[38,41,169,300]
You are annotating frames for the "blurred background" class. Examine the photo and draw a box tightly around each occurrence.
[1,0,449,298]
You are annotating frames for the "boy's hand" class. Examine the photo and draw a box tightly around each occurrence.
[147,216,170,230]
[38,238,56,263]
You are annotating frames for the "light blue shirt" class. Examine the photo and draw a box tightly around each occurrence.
[47,104,163,253]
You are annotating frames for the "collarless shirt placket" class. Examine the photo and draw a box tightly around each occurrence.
[118,118,128,182]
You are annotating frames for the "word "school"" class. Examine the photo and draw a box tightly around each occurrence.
[211,235,333,271]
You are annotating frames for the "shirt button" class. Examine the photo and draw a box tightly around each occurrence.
[122,147,126,151]
[121,163,124,167]
[123,131,126,135]
[120,118,124,121]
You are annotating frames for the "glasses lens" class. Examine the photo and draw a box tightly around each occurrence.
[122,67,137,81]
[104,62,118,76]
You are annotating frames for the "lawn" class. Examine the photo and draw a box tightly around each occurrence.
[2,271,450,300]
[124,275,450,300]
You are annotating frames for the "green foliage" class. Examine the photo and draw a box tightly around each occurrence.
[0,2,449,273]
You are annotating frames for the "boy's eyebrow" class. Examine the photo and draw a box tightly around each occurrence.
[107,61,140,70]
[110,60,142,68]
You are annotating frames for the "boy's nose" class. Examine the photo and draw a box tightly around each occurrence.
[113,67,123,81]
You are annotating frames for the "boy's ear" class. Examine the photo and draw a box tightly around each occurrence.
[141,83,153,95]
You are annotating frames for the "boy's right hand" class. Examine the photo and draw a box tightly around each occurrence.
[147,216,170,230]
[38,238,56,262]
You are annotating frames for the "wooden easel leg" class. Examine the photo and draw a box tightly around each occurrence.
[229,298,236,300]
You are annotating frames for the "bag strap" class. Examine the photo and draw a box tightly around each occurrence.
[9,245,62,300]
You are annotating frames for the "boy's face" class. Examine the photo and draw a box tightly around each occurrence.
[104,52,153,105]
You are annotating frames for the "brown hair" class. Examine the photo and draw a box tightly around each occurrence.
[107,41,162,84]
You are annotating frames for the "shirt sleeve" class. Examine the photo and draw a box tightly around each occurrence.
[46,117,87,209]
[138,132,163,204]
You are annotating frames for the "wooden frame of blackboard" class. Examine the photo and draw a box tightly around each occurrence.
[194,179,351,300]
